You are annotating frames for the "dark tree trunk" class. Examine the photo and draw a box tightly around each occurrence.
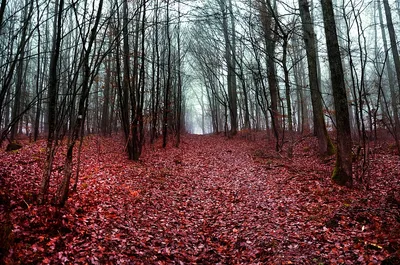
[383,0,400,98]
[259,0,280,151]
[163,0,172,148]
[382,0,400,152]
[101,55,111,136]
[38,0,64,204]
[121,0,131,153]
[321,0,352,186]
[151,0,160,144]
[299,0,334,155]
[377,0,400,152]
[175,2,182,147]
[56,0,103,206]
[282,36,293,157]
[10,0,33,141]
[219,0,237,136]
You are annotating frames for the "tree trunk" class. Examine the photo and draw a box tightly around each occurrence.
[321,0,352,186]
[38,0,64,204]
[120,0,131,153]
[382,0,400,143]
[163,0,172,147]
[219,0,238,136]
[259,0,280,151]
[382,0,400,93]
[151,0,160,144]
[292,35,309,134]
[56,0,103,206]
[10,0,34,141]
[101,55,111,136]
[299,0,335,155]
[282,36,293,157]
[175,1,182,147]
[0,0,6,35]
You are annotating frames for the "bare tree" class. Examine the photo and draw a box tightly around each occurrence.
[299,0,335,155]
[321,0,352,186]
[382,0,400,153]
[162,0,172,147]
[9,0,34,141]
[259,0,281,151]
[38,0,64,204]
[218,0,238,135]
[56,0,104,206]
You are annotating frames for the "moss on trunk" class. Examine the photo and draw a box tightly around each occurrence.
[332,159,352,186]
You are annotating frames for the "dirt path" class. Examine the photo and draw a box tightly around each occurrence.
[2,134,399,264]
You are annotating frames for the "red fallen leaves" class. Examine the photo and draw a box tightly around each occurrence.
[0,133,399,264]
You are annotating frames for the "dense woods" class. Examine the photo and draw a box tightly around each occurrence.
[1,0,400,263]
[2,0,400,177]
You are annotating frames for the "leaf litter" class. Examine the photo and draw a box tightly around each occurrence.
[0,133,399,264]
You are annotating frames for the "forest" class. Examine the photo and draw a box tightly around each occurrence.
[0,0,399,263]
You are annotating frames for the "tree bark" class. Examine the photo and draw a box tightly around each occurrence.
[259,0,280,151]
[175,1,183,146]
[38,0,64,204]
[219,0,238,136]
[10,0,34,141]
[0,0,6,35]
[122,0,133,156]
[321,0,352,186]
[382,0,400,95]
[163,0,172,147]
[56,0,103,206]
[151,0,160,144]
[382,0,400,134]
[299,0,335,155]
[101,54,111,136]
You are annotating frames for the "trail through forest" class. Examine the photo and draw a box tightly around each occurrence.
[1,134,399,264]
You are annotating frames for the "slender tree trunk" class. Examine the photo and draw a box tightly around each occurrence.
[56,0,103,206]
[34,0,48,142]
[121,0,131,153]
[0,11,34,139]
[310,0,322,101]
[72,122,84,192]
[382,0,400,148]
[163,0,172,148]
[299,0,335,155]
[136,0,146,157]
[228,0,238,134]
[0,0,6,35]
[341,0,361,141]
[219,0,238,136]
[238,50,251,130]
[101,54,111,136]
[128,3,140,160]
[175,1,182,147]
[151,0,160,144]
[10,0,33,141]
[292,35,309,133]
[259,0,280,150]
[38,0,64,204]
[377,0,397,120]
[382,0,400,94]
[282,36,293,157]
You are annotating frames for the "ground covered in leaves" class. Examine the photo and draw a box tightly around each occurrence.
[0,133,399,264]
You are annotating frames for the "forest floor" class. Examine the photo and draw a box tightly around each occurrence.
[0,132,399,264]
